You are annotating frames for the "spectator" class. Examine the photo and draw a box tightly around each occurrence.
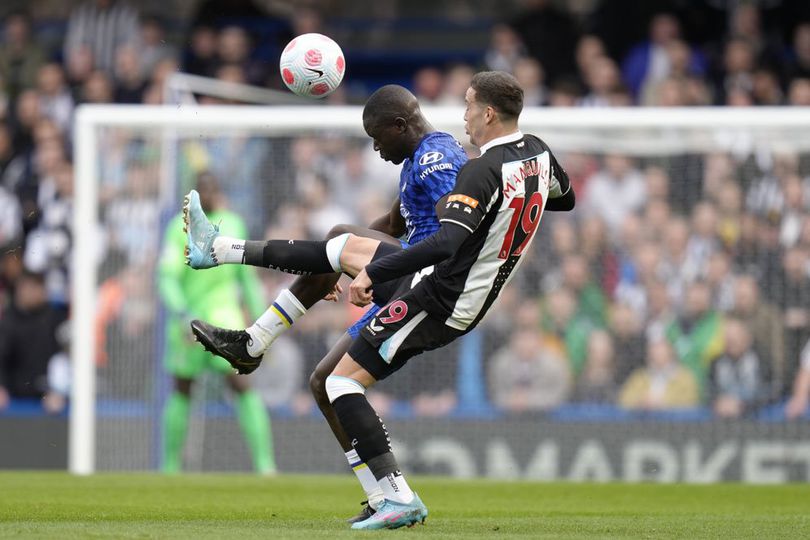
[0,11,46,104]
[779,175,807,248]
[642,39,707,106]
[619,337,700,410]
[686,201,721,282]
[104,164,161,264]
[705,250,735,312]
[774,247,810,383]
[574,34,606,86]
[0,270,65,409]
[548,77,582,106]
[561,253,607,330]
[542,286,593,376]
[785,337,810,418]
[709,318,772,418]
[726,3,782,69]
[66,45,95,93]
[786,23,810,81]
[184,25,218,78]
[788,77,810,105]
[139,15,177,78]
[0,183,21,247]
[0,123,25,191]
[437,64,474,106]
[572,329,617,403]
[0,245,23,316]
[81,70,114,104]
[665,280,724,391]
[113,45,146,104]
[660,217,696,303]
[716,180,743,249]
[579,215,617,293]
[583,154,646,233]
[23,161,73,313]
[751,67,783,105]
[608,302,646,384]
[412,67,444,104]
[36,64,74,134]
[489,328,571,414]
[216,26,265,86]
[714,37,756,105]
[64,0,140,76]
[11,89,41,158]
[622,13,706,101]
[579,56,622,107]
[483,24,526,74]
[512,57,547,106]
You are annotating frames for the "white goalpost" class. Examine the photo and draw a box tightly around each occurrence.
[72,105,810,477]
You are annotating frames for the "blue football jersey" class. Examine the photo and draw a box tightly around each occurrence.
[399,132,467,244]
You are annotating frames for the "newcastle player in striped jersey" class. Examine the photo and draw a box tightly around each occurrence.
[187,71,573,529]
[184,84,467,523]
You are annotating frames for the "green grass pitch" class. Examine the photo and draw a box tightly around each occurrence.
[1,472,809,539]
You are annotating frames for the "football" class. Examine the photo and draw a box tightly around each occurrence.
[279,33,345,98]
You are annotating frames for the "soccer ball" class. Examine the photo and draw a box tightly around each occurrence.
[279,33,345,98]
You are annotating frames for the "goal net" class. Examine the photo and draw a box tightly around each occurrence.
[72,105,810,482]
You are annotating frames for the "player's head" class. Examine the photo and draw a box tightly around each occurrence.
[362,84,425,165]
[195,171,221,213]
[464,71,523,147]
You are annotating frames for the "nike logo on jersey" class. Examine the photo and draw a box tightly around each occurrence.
[306,67,324,78]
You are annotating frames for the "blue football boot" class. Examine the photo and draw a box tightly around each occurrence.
[183,189,219,269]
[350,494,428,530]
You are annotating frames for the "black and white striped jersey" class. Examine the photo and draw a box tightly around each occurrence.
[413,131,569,331]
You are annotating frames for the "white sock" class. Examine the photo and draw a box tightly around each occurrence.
[212,236,246,264]
[345,449,385,510]
[245,289,306,356]
[378,470,414,504]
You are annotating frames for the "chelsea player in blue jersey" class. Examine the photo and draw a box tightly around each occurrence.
[183,85,467,521]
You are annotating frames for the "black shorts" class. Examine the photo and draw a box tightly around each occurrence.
[349,243,465,381]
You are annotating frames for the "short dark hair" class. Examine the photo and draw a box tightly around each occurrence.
[470,71,523,120]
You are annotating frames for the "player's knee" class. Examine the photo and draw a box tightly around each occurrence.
[325,232,355,273]
[324,374,365,404]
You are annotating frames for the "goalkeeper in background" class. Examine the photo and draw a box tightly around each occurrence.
[157,172,275,474]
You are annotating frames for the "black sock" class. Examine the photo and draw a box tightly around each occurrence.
[243,240,333,275]
[332,393,400,478]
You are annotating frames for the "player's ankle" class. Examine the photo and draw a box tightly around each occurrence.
[212,236,245,264]
[245,326,272,357]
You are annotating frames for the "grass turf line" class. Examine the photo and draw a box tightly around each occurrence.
[1,472,808,539]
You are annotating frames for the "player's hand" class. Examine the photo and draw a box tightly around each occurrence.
[349,269,373,307]
[322,283,343,302]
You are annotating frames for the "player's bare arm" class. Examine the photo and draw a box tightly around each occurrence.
[367,196,407,238]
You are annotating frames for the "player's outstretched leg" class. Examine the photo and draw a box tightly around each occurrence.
[183,190,220,269]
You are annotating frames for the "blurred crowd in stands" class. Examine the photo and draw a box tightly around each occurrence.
[1,0,810,420]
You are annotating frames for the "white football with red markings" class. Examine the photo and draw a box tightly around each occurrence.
[279,33,345,98]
